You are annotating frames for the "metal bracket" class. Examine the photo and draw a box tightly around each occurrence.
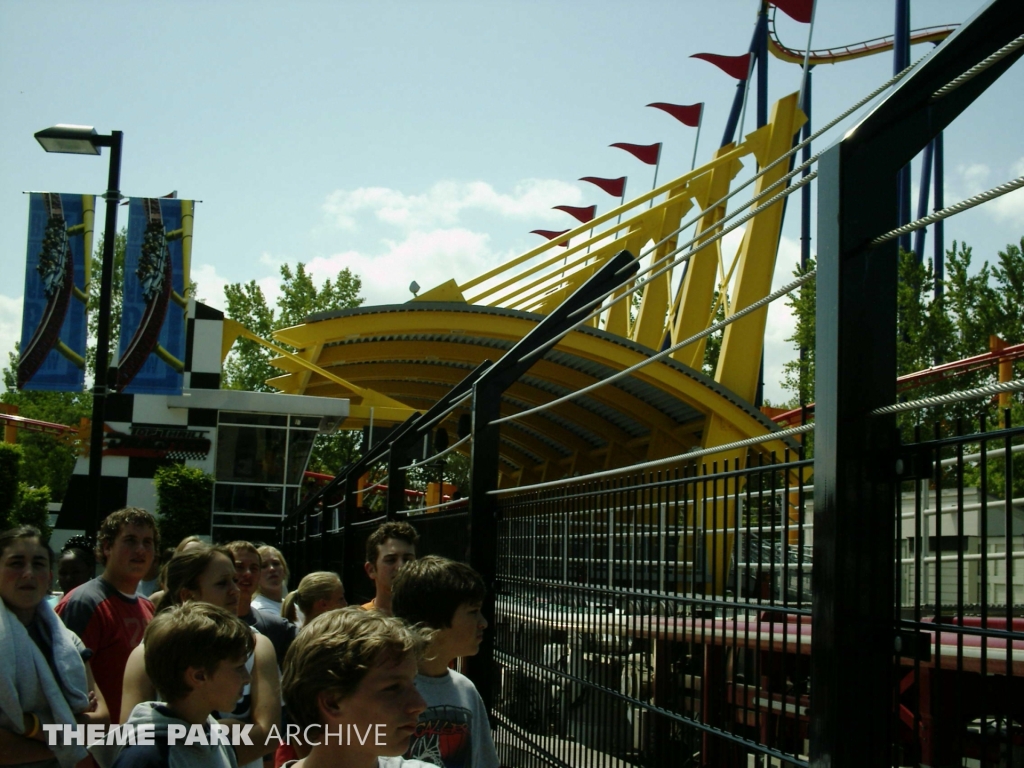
[895,444,933,481]
[894,630,931,662]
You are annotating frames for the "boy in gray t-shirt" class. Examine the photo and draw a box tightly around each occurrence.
[392,557,499,768]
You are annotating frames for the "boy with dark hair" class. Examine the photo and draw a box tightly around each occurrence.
[57,507,158,724]
[224,541,296,668]
[391,556,497,768]
[361,521,418,615]
[281,607,434,768]
[114,602,255,768]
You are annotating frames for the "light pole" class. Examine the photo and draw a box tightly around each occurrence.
[35,125,123,535]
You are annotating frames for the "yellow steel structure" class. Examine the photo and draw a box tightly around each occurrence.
[220,91,810,594]
[256,93,806,482]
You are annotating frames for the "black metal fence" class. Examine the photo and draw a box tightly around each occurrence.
[492,448,811,768]
[895,411,1024,767]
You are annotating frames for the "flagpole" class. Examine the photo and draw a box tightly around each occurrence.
[587,208,596,254]
[649,148,661,209]
[690,105,704,171]
[798,1,818,107]
[737,52,755,142]
[617,178,627,227]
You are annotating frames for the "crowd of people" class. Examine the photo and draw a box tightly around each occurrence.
[0,511,498,768]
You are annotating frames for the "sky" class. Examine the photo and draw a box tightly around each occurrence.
[1,0,1022,406]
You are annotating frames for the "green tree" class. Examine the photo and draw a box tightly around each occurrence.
[0,442,21,528]
[15,484,52,541]
[780,257,816,406]
[154,464,214,548]
[1,351,90,501]
[86,227,127,374]
[224,262,366,474]
[703,290,728,378]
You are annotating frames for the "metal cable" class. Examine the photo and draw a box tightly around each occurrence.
[361,475,389,493]
[399,433,471,471]
[871,379,1024,415]
[411,391,473,437]
[488,423,814,496]
[571,171,818,329]
[870,175,1024,246]
[405,497,469,515]
[495,269,816,426]
[932,33,1024,99]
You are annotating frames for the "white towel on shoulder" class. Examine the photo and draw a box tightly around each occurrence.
[0,598,90,767]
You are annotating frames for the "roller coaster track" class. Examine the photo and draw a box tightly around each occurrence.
[768,6,957,66]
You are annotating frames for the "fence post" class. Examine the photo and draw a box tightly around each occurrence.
[464,378,504,713]
[462,249,640,712]
[810,4,1024,763]
[810,143,899,767]
[386,445,408,519]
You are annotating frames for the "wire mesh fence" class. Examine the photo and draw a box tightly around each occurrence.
[894,409,1024,767]
[492,446,812,768]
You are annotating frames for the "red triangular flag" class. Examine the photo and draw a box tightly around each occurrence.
[553,204,596,224]
[647,102,703,128]
[691,52,753,80]
[771,0,813,23]
[530,229,570,248]
[610,142,661,166]
[579,176,626,198]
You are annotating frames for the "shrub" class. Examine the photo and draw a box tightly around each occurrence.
[154,464,214,549]
[0,443,23,530]
[14,483,52,541]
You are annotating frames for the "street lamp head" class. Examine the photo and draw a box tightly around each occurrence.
[35,124,102,155]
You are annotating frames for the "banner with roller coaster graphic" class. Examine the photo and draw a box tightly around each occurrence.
[17,193,92,392]
[116,197,193,395]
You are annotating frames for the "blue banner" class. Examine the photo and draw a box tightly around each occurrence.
[116,197,192,395]
[18,193,92,391]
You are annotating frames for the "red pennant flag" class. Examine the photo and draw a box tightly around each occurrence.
[771,0,813,23]
[531,229,570,248]
[647,102,703,128]
[610,142,661,166]
[691,52,753,80]
[579,176,626,198]
[553,204,596,224]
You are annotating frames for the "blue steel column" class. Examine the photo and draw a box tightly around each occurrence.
[754,0,769,407]
[912,140,934,261]
[933,131,945,305]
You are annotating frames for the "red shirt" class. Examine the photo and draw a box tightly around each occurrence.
[56,577,154,721]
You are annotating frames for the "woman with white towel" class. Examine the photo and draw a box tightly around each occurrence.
[0,525,109,768]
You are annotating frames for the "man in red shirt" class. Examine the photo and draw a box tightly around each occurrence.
[56,507,158,722]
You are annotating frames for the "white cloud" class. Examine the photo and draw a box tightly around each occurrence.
[190,263,281,316]
[322,179,584,231]
[957,162,990,196]
[987,156,1024,227]
[0,293,23,365]
[307,228,513,306]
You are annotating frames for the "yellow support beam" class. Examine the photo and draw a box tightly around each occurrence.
[668,144,745,369]
[715,92,806,401]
